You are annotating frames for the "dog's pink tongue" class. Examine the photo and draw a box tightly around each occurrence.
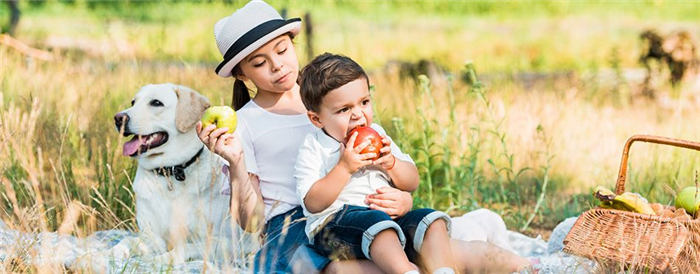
[123,136,144,156]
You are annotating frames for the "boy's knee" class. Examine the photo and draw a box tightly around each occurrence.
[362,220,405,260]
[374,226,400,238]
[426,218,448,233]
[412,211,451,253]
[418,211,451,235]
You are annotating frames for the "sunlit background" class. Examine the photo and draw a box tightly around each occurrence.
[1,1,699,270]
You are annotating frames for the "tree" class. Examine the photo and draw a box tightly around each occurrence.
[3,0,20,36]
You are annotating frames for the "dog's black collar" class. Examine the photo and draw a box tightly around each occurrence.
[154,147,204,181]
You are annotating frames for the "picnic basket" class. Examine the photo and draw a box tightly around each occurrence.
[563,135,700,273]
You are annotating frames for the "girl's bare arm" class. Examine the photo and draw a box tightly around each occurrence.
[197,122,265,232]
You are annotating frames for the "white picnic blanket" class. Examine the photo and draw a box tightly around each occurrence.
[0,217,592,273]
[509,217,596,273]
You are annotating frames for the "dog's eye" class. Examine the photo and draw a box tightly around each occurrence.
[150,100,164,107]
[131,99,135,106]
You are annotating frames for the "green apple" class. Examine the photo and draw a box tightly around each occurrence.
[676,186,700,215]
[201,106,237,134]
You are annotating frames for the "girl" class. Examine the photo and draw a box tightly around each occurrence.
[199,1,532,273]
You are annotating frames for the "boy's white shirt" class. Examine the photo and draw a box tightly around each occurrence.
[229,100,317,222]
[294,123,415,241]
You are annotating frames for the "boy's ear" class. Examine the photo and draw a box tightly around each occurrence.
[307,110,324,129]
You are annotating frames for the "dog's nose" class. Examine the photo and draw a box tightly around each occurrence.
[114,113,129,133]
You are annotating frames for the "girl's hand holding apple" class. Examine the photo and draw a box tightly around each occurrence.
[197,105,243,163]
[201,106,237,133]
[196,121,242,164]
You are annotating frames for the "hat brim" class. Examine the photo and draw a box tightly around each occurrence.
[216,19,301,78]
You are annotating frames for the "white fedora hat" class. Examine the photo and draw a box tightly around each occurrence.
[214,0,301,78]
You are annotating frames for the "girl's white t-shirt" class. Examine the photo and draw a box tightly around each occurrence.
[231,100,317,222]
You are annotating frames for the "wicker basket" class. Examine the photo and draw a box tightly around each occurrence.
[563,135,700,273]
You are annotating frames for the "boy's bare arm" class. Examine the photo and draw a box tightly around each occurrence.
[304,133,374,213]
[374,136,419,192]
[304,164,353,213]
[385,158,419,192]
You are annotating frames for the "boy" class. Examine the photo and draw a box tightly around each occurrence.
[294,53,456,274]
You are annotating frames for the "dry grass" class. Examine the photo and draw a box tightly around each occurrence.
[2,1,700,271]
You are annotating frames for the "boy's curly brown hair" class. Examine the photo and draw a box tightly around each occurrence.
[299,52,369,113]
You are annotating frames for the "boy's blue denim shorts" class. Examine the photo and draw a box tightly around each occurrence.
[253,206,331,274]
[312,205,451,263]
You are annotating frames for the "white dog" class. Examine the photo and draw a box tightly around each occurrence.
[108,83,256,265]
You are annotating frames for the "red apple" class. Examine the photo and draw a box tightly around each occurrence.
[346,126,383,161]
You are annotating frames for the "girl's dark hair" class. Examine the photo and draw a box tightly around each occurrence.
[231,66,251,111]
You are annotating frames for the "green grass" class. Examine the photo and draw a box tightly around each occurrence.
[2,1,700,271]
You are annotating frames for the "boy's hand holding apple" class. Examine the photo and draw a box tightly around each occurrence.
[373,135,396,170]
[346,126,383,161]
[344,126,395,170]
[338,131,376,174]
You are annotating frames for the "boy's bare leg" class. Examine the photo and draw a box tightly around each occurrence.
[323,239,530,274]
[370,229,416,273]
[419,219,456,272]
[322,259,423,274]
[322,260,383,274]
[451,239,531,274]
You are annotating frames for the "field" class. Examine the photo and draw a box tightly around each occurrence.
[1,0,700,269]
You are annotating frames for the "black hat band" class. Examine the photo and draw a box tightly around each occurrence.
[216,18,301,74]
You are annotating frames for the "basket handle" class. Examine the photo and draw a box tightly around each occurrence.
[615,135,700,194]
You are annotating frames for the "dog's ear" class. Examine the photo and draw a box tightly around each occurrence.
[174,85,211,133]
